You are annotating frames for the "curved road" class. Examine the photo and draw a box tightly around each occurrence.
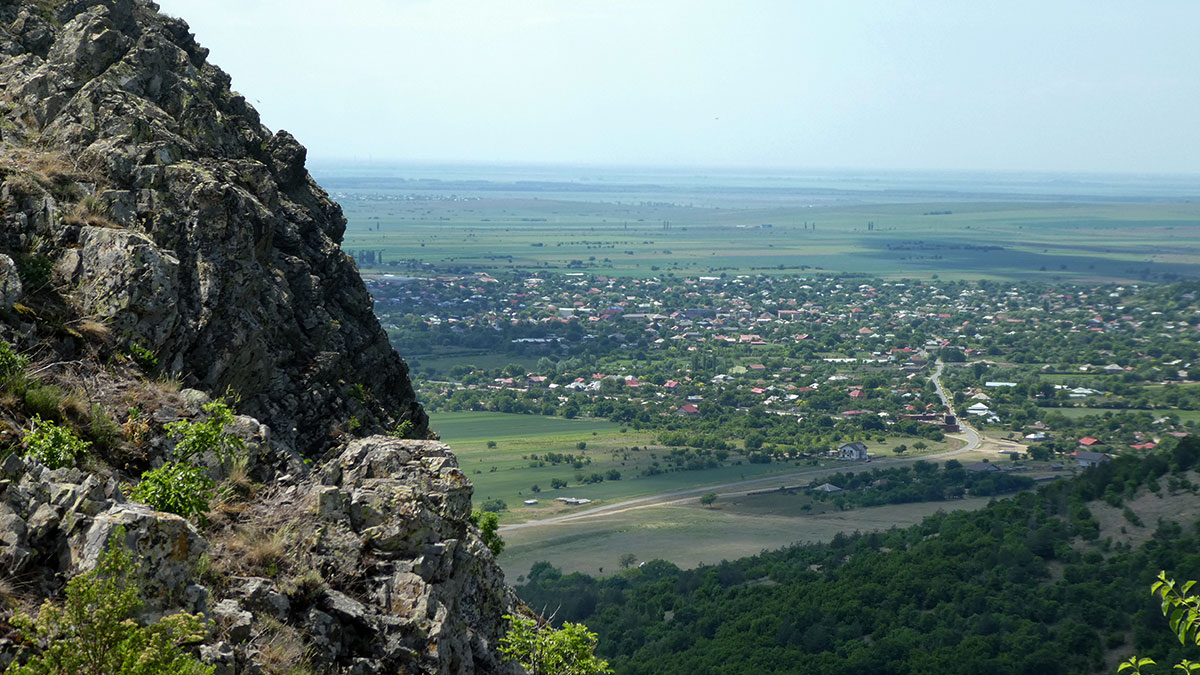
[501,360,984,533]
[931,359,982,454]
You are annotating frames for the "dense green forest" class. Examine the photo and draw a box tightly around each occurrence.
[517,437,1200,674]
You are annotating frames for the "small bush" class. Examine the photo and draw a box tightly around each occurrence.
[87,403,121,449]
[131,462,215,521]
[166,398,245,465]
[129,343,158,371]
[22,382,64,420]
[481,498,507,513]
[16,254,53,291]
[499,614,611,675]
[0,339,28,386]
[23,416,89,469]
[9,526,213,674]
[469,509,505,557]
[388,419,416,439]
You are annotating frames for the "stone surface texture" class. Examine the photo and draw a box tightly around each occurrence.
[0,1,522,672]
[0,0,427,459]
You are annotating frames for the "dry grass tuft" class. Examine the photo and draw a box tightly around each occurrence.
[253,617,315,675]
[0,577,16,609]
[0,148,84,196]
[75,319,111,344]
[59,388,90,421]
[282,568,327,606]
[226,525,290,574]
[223,457,256,499]
[62,199,116,228]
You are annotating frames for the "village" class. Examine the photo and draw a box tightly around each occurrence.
[367,272,1200,469]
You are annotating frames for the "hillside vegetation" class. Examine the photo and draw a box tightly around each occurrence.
[518,437,1200,674]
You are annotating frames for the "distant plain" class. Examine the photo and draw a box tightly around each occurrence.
[318,163,1200,283]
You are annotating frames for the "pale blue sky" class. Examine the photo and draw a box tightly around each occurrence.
[153,0,1200,173]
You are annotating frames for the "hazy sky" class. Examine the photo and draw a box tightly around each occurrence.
[153,0,1200,174]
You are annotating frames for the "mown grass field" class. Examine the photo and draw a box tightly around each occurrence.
[338,194,1200,282]
[498,496,995,581]
[431,411,962,521]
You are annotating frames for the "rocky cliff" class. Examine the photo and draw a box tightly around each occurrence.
[0,1,522,672]
[0,0,426,461]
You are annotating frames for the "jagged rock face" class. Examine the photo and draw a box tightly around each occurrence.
[238,437,524,674]
[0,437,524,674]
[0,254,19,307]
[0,0,427,457]
[0,3,524,673]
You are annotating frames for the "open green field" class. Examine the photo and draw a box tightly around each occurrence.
[432,412,962,520]
[406,350,542,375]
[499,497,995,581]
[338,193,1200,282]
[1052,407,1200,422]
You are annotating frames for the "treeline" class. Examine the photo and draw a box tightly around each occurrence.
[809,460,1035,509]
[517,437,1200,675]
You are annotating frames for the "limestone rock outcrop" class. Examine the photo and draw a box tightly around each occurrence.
[0,0,427,459]
[0,1,525,672]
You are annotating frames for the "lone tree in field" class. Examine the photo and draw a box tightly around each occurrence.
[618,553,637,569]
[700,492,718,507]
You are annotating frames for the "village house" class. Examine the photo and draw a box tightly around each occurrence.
[837,441,870,460]
[1074,450,1112,468]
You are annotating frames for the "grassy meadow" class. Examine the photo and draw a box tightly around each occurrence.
[432,411,963,521]
[499,496,995,581]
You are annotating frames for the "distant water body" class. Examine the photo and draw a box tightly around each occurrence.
[309,161,1200,207]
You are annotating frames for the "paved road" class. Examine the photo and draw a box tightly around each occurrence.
[931,359,982,453]
[502,361,984,533]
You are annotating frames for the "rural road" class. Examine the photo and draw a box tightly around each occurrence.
[931,359,982,454]
[501,360,985,533]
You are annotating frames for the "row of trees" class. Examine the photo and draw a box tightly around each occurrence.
[517,438,1200,674]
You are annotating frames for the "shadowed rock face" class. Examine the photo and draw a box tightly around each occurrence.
[0,0,427,458]
[0,3,525,672]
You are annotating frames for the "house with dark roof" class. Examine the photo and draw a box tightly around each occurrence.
[965,461,1001,473]
[1074,450,1112,468]
[837,441,869,460]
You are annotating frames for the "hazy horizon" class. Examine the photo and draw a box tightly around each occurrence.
[155,0,1200,176]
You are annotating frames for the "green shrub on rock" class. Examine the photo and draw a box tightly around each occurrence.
[0,339,28,387]
[22,416,89,469]
[166,398,245,465]
[498,614,611,675]
[470,509,505,557]
[130,462,215,522]
[9,526,213,674]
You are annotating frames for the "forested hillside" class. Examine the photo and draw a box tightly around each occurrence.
[518,437,1200,674]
